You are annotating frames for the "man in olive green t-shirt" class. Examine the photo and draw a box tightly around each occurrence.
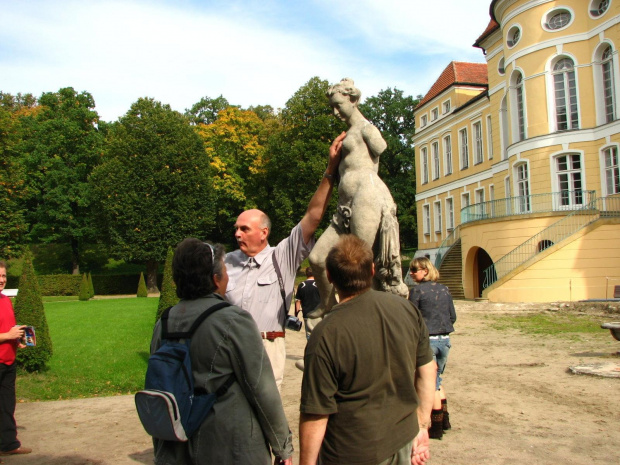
[299,235,436,465]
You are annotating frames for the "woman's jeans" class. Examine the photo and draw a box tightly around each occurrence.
[429,336,451,391]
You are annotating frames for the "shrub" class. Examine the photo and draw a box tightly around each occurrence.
[156,247,178,321]
[78,273,90,301]
[137,272,148,298]
[13,249,53,372]
[37,274,82,296]
[88,272,95,297]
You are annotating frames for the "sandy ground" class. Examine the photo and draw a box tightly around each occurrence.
[8,300,620,465]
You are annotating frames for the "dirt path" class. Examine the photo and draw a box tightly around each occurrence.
[10,301,620,464]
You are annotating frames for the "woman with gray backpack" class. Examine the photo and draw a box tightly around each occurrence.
[147,238,293,464]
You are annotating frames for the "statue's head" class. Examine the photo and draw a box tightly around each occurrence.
[327,78,362,104]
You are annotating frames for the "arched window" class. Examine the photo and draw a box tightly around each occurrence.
[601,46,616,123]
[553,58,579,130]
[515,73,526,140]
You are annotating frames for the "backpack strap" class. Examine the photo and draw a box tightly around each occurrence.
[162,301,231,340]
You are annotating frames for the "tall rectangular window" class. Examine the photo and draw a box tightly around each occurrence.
[434,201,442,233]
[431,108,439,121]
[443,100,451,114]
[446,198,454,230]
[487,115,494,160]
[489,185,495,216]
[444,135,452,175]
[474,122,483,164]
[475,188,485,218]
[505,176,512,215]
[516,163,531,212]
[420,115,427,127]
[556,154,583,206]
[421,147,429,184]
[459,128,469,169]
[432,142,440,180]
[604,146,620,195]
[423,204,430,235]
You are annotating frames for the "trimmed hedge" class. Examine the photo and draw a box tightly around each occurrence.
[15,274,163,296]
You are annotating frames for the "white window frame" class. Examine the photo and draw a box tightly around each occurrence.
[589,0,611,19]
[444,135,453,175]
[432,141,440,180]
[446,197,454,230]
[602,144,620,196]
[442,100,451,114]
[420,114,428,128]
[506,25,522,48]
[421,147,429,184]
[423,204,431,235]
[475,188,486,219]
[515,162,531,213]
[489,184,495,217]
[431,107,439,121]
[549,55,580,132]
[593,42,618,125]
[459,128,469,170]
[461,192,470,223]
[434,201,442,233]
[486,115,494,160]
[542,7,575,32]
[473,121,483,164]
[551,152,585,209]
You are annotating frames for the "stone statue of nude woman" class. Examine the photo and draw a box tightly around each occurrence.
[308,78,409,319]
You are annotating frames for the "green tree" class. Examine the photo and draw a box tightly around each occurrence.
[0,93,37,258]
[78,273,90,301]
[13,249,52,372]
[18,87,104,274]
[90,98,215,292]
[196,107,270,244]
[156,246,178,321]
[137,272,148,298]
[263,77,342,242]
[360,88,419,246]
[185,95,232,125]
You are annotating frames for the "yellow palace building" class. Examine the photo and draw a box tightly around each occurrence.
[413,0,620,302]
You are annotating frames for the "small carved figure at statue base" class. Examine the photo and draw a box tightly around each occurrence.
[308,78,408,320]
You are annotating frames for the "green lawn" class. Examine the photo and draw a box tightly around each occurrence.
[17,297,158,401]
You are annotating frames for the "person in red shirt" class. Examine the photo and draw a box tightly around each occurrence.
[0,261,31,456]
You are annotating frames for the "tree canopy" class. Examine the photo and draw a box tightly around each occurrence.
[90,98,216,291]
[17,88,104,273]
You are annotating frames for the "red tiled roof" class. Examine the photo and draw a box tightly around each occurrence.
[473,18,500,48]
[417,61,488,108]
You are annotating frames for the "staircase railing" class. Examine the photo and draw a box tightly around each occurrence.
[482,195,620,290]
[435,225,461,269]
[461,190,596,225]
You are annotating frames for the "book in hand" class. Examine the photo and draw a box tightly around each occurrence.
[22,326,36,346]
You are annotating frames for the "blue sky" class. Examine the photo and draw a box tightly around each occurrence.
[0,0,493,122]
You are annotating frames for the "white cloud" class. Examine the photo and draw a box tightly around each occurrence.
[0,0,492,121]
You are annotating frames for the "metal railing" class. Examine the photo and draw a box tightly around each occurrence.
[482,195,620,290]
[434,225,461,269]
[461,190,596,224]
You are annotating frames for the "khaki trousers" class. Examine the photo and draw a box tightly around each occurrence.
[262,337,286,391]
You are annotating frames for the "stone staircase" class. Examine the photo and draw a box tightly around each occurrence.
[438,239,465,299]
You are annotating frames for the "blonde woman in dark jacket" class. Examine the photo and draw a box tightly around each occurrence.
[408,257,456,440]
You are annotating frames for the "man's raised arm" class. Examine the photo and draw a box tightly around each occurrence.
[300,132,345,244]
